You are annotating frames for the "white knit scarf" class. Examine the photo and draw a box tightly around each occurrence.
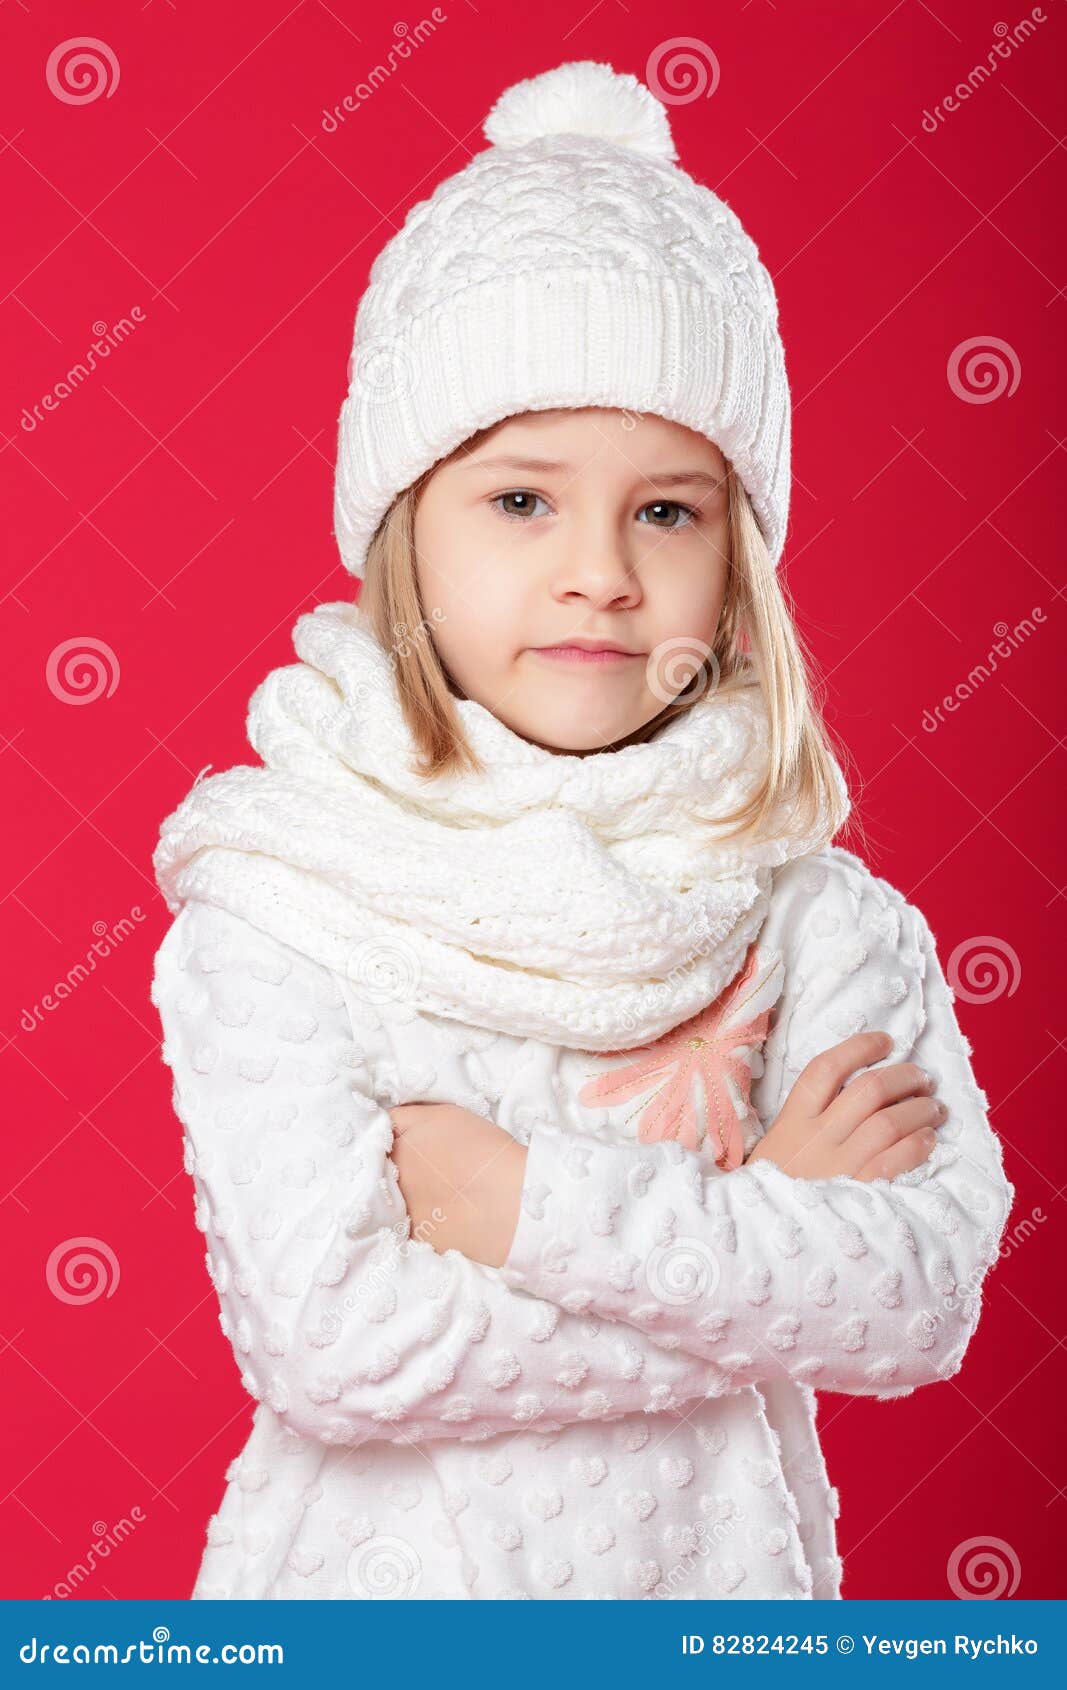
[153,600,848,1051]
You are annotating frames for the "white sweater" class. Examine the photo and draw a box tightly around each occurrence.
[150,843,1014,1600]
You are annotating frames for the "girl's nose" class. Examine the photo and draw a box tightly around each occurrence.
[553,523,641,608]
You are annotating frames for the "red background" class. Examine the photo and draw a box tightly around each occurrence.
[3,0,1064,1601]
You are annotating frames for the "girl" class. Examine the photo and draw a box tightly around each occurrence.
[150,60,1015,1601]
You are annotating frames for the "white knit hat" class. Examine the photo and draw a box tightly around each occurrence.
[332,59,791,580]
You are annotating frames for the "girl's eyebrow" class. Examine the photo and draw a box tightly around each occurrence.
[460,454,723,490]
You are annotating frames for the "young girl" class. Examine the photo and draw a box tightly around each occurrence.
[150,60,1015,1601]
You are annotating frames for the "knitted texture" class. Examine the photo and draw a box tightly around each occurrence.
[149,846,1015,1599]
[152,599,847,1051]
[332,59,791,579]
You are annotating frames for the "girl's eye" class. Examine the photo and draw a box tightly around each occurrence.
[490,490,551,521]
[488,492,699,531]
[637,500,697,532]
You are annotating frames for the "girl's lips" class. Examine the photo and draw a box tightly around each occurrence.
[530,646,643,665]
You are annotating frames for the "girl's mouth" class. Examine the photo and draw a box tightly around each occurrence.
[529,646,642,666]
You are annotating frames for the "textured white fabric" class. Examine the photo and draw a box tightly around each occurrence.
[332,59,792,578]
[150,846,1015,1600]
[152,598,846,1052]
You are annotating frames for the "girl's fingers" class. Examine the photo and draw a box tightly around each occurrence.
[390,1102,441,1133]
[787,1031,895,1121]
[833,1095,946,1175]
[853,1123,940,1184]
[825,1059,936,1141]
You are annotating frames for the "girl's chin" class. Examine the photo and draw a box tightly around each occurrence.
[511,703,659,757]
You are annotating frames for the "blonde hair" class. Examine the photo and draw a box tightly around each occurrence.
[357,420,857,851]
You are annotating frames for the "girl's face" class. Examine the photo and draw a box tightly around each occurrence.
[412,407,731,754]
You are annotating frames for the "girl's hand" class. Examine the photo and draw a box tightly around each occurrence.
[388,1103,528,1268]
[746,1030,946,1183]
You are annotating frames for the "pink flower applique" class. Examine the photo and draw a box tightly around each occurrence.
[576,943,773,1171]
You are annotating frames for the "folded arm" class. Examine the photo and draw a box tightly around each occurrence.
[151,899,734,1448]
[500,852,1017,1399]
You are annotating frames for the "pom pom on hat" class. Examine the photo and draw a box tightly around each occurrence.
[483,59,678,164]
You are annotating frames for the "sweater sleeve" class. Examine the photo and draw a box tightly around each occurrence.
[150,898,732,1448]
[499,852,1017,1400]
